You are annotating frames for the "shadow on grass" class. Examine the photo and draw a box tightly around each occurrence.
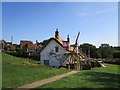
[82,71,120,88]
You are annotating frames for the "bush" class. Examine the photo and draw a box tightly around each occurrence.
[113,52,120,58]
[103,58,120,65]
[5,49,29,58]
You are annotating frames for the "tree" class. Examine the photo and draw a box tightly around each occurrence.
[15,48,28,58]
[98,44,113,58]
[113,51,120,58]
[113,46,120,58]
[39,39,49,45]
[79,43,100,58]
[114,46,120,50]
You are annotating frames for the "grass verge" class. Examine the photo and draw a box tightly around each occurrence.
[2,53,68,88]
[38,64,120,88]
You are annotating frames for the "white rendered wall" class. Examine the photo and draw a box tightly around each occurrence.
[40,40,67,67]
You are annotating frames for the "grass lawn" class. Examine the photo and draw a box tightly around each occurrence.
[2,53,68,88]
[39,64,120,88]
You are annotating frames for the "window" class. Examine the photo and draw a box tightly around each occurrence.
[55,46,59,52]
[63,41,69,49]
[44,60,49,66]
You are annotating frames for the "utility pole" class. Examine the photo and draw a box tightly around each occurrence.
[11,36,13,50]
[11,36,13,44]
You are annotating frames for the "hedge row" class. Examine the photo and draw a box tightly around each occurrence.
[103,58,120,65]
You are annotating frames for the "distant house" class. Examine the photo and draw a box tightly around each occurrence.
[20,40,41,50]
[40,29,85,68]
[0,40,6,51]
[4,42,13,50]
[20,40,33,49]
[27,40,42,55]
[3,41,13,50]
[19,40,42,60]
[0,40,19,51]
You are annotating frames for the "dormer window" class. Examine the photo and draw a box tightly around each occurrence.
[55,46,59,52]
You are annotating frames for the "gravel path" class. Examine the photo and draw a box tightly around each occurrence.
[17,71,79,88]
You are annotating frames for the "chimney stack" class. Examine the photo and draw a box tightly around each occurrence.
[67,35,70,49]
[67,35,70,43]
[55,28,59,39]
[36,40,39,46]
[36,40,38,43]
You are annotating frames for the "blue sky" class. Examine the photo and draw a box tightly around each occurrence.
[2,2,118,47]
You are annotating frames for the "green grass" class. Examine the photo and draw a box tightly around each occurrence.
[39,64,120,88]
[2,53,68,88]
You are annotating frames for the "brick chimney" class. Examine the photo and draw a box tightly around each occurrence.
[55,28,59,39]
[67,35,70,48]
[36,40,38,47]
[36,40,38,43]
[67,35,70,43]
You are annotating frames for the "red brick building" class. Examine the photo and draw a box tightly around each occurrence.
[20,40,33,49]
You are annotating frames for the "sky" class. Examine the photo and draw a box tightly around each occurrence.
[2,2,118,47]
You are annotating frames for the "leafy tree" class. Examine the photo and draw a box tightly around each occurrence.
[39,39,49,45]
[113,46,120,58]
[113,51,120,58]
[14,48,28,58]
[98,44,113,58]
[79,43,100,58]
[113,46,120,50]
